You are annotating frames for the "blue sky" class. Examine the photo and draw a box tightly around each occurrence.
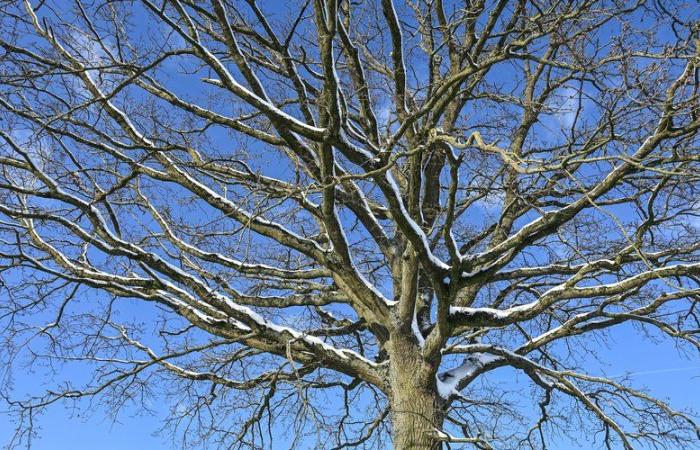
[2,320,697,449]
[2,1,700,449]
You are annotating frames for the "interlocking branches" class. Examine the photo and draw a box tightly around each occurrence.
[0,0,699,449]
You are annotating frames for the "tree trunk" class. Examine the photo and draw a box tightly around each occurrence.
[388,336,445,450]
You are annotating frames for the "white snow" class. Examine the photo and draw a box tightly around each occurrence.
[385,173,450,271]
[436,353,500,398]
[208,290,378,366]
[411,307,425,347]
[449,306,509,320]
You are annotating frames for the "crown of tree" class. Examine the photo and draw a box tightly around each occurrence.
[1,1,699,449]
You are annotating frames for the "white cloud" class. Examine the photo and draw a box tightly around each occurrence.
[475,189,505,213]
[376,102,392,129]
[689,200,700,229]
[67,30,119,91]
[555,85,584,129]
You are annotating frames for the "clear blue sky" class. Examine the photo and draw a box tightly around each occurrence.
[2,321,698,449]
[1,1,699,449]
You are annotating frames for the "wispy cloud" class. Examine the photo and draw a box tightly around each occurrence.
[67,30,119,91]
[376,102,392,130]
[555,84,585,129]
[689,200,700,229]
[610,365,700,379]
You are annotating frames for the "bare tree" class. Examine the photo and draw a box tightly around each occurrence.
[0,0,699,448]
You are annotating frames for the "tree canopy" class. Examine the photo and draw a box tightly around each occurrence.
[1,1,699,449]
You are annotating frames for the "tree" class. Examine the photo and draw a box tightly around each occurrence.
[0,0,699,448]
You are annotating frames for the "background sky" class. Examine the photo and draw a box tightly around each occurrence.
[1,1,699,449]
[2,322,698,450]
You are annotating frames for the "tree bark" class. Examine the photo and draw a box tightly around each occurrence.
[388,336,445,450]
